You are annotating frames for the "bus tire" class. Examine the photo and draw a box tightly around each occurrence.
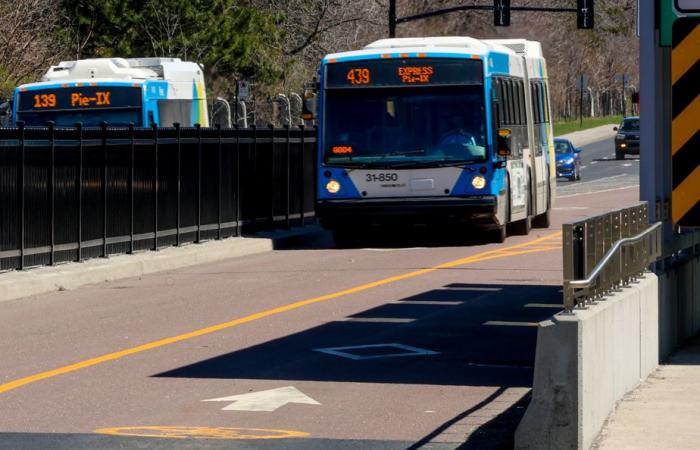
[510,214,532,236]
[490,225,507,244]
[532,209,551,228]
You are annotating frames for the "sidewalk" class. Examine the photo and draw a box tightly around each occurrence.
[0,225,322,304]
[594,335,700,449]
[558,123,618,147]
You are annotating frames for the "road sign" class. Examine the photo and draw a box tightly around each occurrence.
[671,18,700,226]
[662,0,700,46]
[203,386,320,412]
[677,0,700,12]
[578,75,589,90]
[236,81,250,101]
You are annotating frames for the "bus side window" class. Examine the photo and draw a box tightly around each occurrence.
[518,81,526,126]
[543,83,551,124]
[158,100,193,127]
[501,79,509,126]
[507,80,516,126]
[495,78,505,128]
[511,80,520,125]
[534,83,542,124]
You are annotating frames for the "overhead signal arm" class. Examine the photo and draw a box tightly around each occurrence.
[388,0,594,36]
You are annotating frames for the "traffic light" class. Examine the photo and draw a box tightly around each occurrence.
[494,0,510,27]
[577,0,594,29]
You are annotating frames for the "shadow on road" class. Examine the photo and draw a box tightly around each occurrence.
[274,225,512,251]
[590,156,640,163]
[154,283,562,387]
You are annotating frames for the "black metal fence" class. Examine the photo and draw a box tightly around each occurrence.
[0,123,317,271]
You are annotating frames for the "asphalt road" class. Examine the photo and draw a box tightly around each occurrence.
[0,139,640,450]
[556,137,640,197]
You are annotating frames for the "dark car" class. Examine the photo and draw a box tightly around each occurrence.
[555,138,582,181]
[614,116,640,160]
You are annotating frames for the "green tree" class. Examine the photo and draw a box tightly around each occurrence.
[61,0,284,93]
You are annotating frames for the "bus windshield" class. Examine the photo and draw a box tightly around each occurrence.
[323,86,487,167]
[16,86,142,127]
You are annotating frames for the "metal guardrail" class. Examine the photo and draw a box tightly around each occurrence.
[563,203,662,311]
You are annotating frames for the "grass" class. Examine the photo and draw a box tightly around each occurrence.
[553,115,622,137]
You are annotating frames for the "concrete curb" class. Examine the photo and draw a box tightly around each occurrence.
[558,124,619,147]
[0,225,323,304]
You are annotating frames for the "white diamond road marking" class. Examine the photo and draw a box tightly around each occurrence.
[314,343,439,360]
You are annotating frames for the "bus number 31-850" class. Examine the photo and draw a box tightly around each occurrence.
[365,173,399,183]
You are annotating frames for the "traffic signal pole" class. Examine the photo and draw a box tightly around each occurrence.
[389,0,396,38]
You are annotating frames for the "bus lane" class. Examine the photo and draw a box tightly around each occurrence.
[0,186,638,449]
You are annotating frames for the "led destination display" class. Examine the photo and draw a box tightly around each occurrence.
[18,86,142,112]
[325,58,483,88]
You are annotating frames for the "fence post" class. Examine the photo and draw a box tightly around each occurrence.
[217,124,223,240]
[196,123,202,243]
[153,124,159,251]
[251,124,257,232]
[299,125,305,226]
[17,121,25,270]
[235,124,241,237]
[285,124,291,229]
[76,122,83,262]
[129,123,135,254]
[175,123,181,246]
[48,121,55,266]
[269,123,275,229]
[101,122,108,258]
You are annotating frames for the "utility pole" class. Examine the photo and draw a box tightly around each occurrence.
[621,74,627,117]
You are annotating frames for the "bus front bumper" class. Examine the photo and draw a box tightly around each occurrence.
[316,196,498,228]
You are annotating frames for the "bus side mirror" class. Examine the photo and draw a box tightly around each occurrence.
[497,129,512,157]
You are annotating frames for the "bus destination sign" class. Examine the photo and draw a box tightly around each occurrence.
[325,58,483,89]
[18,86,142,112]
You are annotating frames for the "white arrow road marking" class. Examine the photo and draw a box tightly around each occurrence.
[203,386,320,412]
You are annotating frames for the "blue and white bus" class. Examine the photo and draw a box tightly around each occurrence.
[315,37,555,244]
[12,57,209,127]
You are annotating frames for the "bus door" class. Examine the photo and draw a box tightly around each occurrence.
[528,79,549,215]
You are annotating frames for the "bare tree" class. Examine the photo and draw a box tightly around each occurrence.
[0,0,67,97]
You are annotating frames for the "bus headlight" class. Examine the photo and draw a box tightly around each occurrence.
[471,175,486,190]
[326,179,341,194]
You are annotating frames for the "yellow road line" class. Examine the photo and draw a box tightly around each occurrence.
[0,232,562,396]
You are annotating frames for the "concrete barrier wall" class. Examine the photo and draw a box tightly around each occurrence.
[515,273,659,450]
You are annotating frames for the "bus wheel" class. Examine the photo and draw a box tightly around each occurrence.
[532,209,551,228]
[509,215,532,236]
[490,225,507,244]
